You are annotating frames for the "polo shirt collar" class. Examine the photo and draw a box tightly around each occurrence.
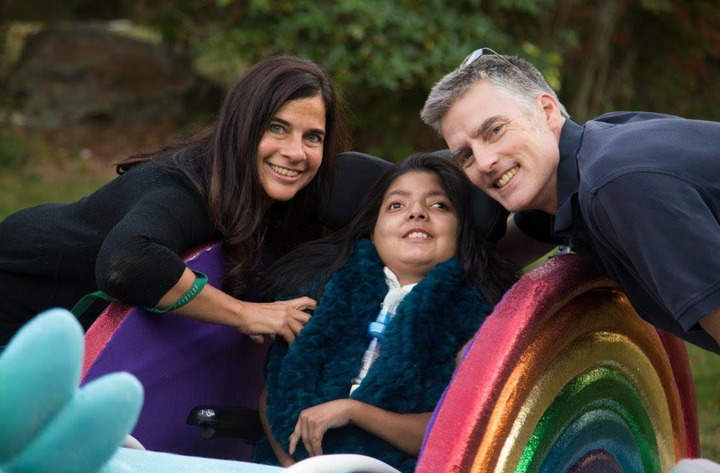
[553,119,584,237]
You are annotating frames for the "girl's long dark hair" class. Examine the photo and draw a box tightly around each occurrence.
[263,153,519,306]
[116,56,349,298]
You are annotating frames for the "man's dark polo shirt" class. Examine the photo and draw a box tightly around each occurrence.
[515,112,720,353]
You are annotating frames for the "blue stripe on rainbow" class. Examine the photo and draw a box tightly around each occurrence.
[539,409,643,473]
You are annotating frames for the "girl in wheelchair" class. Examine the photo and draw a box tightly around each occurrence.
[253,153,518,472]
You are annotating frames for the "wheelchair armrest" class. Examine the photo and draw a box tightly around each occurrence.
[186,405,263,444]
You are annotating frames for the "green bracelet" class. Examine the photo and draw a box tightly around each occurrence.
[146,271,208,313]
[70,271,209,318]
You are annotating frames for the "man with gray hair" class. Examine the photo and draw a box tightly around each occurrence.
[421,48,720,354]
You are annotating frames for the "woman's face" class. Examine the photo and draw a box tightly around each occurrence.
[372,171,459,286]
[256,95,326,204]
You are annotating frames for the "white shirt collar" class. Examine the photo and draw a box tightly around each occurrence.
[383,267,418,293]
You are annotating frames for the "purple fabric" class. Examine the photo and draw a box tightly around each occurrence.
[82,244,268,460]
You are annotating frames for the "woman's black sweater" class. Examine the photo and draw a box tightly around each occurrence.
[0,161,217,344]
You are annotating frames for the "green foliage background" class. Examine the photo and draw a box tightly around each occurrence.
[169,0,720,160]
[4,0,719,160]
[163,0,720,160]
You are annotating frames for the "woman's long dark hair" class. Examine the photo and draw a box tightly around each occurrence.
[263,153,519,306]
[116,56,349,298]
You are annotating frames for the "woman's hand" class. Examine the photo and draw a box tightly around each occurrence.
[288,399,357,457]
[238,297,316,344]
[159,268,314,344]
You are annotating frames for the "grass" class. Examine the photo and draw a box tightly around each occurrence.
[0,128,116,221]
[686,343,720,459]
[0,169,113,221]
[0,123,178,221]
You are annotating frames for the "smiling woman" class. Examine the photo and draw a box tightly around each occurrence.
[253,154,520,472]
[0,56,348,346]
[256,96,326,205]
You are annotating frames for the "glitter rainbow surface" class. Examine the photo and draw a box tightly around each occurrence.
[417,254,699,473]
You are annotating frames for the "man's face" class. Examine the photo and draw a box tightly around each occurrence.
[440,80,563,214]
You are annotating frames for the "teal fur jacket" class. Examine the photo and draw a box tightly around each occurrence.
[252,239,490,472]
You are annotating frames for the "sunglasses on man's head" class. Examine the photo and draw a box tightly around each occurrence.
[460,47,503,69]
[459,47,545,90]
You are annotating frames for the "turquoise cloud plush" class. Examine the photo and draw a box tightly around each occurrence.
[0,309,143,473]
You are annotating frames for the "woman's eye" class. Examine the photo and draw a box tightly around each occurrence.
[490,124,503,136]
[431,201,449,210]
[305,133,323,144]
[269,124,284,134]
[388,202,403,210]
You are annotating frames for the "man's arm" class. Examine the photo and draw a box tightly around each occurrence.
[699,307,720,348]
[587,172,720,352]
[496,217,556,268]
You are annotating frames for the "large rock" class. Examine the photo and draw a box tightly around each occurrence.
[7,22,221,128]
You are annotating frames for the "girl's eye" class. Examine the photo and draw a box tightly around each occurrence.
[388,202,403,210]
[269,124,284,134]
[431,201,449,210]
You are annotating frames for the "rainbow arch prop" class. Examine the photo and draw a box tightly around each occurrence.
[417,254,699,473]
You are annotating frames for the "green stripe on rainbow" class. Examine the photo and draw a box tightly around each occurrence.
[517,367,660,473]
[483,329,680,472]
[472,293,682,472]
[488,330,679,473]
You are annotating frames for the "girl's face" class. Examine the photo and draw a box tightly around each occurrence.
[372,171,459,286]
[256,95,326,204]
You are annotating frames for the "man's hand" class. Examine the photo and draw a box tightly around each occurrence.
[288,399,357,457]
